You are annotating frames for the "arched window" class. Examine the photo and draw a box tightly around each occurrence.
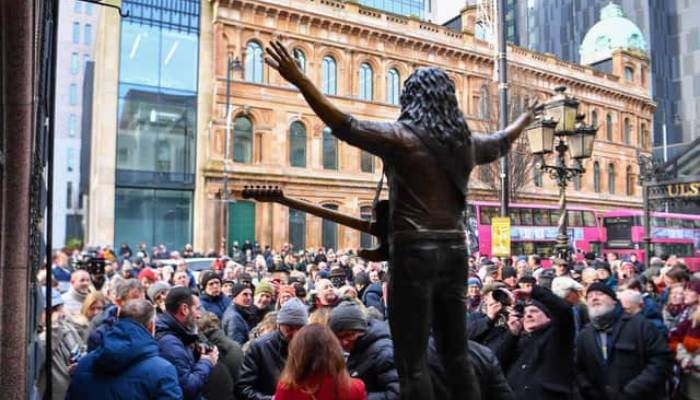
[606,113,613,141]
[245,41,264,83]
[233,116,253,163]
[626,166,634,196]
[479,84,491,119]
[322,204,338,250]
[322,127,338,170]
[623,117,631,145]
[293,49,306,73]
[608,163,616,195]
[359,63,373,101]
[322,56,337,95]
[593,162,601,193]
[387,68,400,105]
[624,66,634,82]
[360,150,374,173]
[289,209,306,251]
[289,121,306,167]
[591,110,598,128]
[360,206,374,249]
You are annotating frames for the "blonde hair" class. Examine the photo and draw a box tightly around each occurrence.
[308,308,331,326]
[80,291,107,319]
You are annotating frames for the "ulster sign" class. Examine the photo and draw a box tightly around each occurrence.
[648,180,700,201]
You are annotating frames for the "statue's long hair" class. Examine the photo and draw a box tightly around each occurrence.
[398,67,470,148]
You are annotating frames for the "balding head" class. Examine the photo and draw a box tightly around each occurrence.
[119,299,156,334]
[71,269,91,294]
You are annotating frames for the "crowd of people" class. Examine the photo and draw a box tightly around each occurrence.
[37,240,700,400]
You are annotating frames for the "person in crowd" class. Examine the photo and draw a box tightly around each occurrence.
[330,266,347,288]
[501,266,518,290]
[66,299,182,399]
[664,283,686,330]
[617,289,644,314]
[254,280,275,321]
[62,269,91,316]
[309,278,340,313]
[156,287,218,400]
[52,252,73,293]
[618,261,637,281]
[39,288,84,400]
[175,259,198,290]
[619,278,667,335]
[274,324,366,400]
[551,276,588,336]
[669,304,700,400]
[67,290,106,341]
[498,285,575,400]
[552,259,571,278]
[87,278,145,351]
[643,257,665,282]
[514,257,531,279]
[517,276,536,292]
[660,265,691,306]
[466,277,482,313]
[579,267,598,290]
[356,271,384,314]
[469,284,512,362]
[223,283,256,345]
[174,270,192,288]
[676,279,700,326]
[575,282,673,400]
[147,280,171,315]
[276,285,296,310]
[594,262,617,291]
[138,267,158,291]
[329,301,399,399]
[199,271,232,320]
[198,311,244,400]
[237,298,309,400]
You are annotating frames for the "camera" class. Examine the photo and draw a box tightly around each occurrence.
[73,248,107,290]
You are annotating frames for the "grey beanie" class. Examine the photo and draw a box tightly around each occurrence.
[329,301,368,333]
[147,281,171,302]
[277,298,308,326]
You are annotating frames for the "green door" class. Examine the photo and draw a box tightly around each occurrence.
[229,201,256,251]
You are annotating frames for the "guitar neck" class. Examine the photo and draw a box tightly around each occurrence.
[277,197,373,234]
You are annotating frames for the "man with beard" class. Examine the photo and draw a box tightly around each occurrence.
[308,278,340,313]
[156,287,219,400]
[223,284,256,345]
[265,39,540,400]
[236,298,308,400]
[575,282,672,400]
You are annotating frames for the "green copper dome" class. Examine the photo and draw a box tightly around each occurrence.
[579,2,647,65]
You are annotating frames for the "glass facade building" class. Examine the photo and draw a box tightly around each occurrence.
[114,0,200,250]
[358,0,427,19]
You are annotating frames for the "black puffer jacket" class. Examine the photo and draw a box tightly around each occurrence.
[202,327,244,400]
[428,338,513,400]
[346,319,400,400]
[235,330,288,400]
[575,311,673,400]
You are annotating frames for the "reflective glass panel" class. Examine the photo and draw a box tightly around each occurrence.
[289,209,306,251]
[322,204,338,250]
[161,29,198,91]
[289,121,306,167]
[323,127,337,170]
[120,23,160,87]
[234,116,253,163]
[245,41,264,83]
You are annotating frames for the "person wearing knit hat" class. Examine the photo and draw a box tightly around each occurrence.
[137,267,158,289]
[277,298,308,328]
[254,280,274,317]
[500,266,518,289]
[199,270,231,320]
[466,277,482,313]
[329,301,400,398]
[147,281,171,315]
[222,283,254,345]
[586,281,617,302]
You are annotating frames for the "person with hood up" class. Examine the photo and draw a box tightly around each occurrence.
[329,301,400,400]
[66,299,182,399]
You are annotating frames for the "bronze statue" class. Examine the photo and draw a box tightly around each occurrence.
[265,40,542,399]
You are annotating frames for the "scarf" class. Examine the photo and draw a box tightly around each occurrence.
[591,304,621,332]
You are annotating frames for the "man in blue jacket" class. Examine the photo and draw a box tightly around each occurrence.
[157,286,219,400]
[66,299,182,399]
[199,271,231,319]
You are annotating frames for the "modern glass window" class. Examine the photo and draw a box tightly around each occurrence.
[69,84,77,105]
[233,116,253,163]
[360,206,374,249]
[289,121,306,168]
[322,56,337,95]
[624,67,634,82]
[593,162,601,193]
[67,148,75,172]
[387,68,400,105]
[289,209,306,251]
[606,114,613,141]
[322,204,338,250]
[608,163,616,195]
[322,127,337,170]
[293,49,306,73]
[66,182,73,209]
[359,63,373,101]
[245,41,264,83]
[71,53,79,74]
[357,0,424,19]
[68,114,77,137]
[591,110,598,128]
[84,24,92,45]
[626,166,634,196]
[360,150,374,173]
[623,117,631,145]
[72,22,80,44]
[160,29,199,91]
[115,188,193,251]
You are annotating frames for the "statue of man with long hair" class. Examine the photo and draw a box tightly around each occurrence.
[265,40,542,399]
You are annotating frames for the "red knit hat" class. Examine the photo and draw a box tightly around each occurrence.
[138,267,158,283]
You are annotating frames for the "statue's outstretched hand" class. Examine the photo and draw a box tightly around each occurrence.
[265,40,305,87]
[526,97,545,117]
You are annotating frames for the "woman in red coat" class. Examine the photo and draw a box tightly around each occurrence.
[275,323,366,400]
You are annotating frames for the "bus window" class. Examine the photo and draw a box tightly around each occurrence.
[550,210,561,226]
[695,220,700,229]
[520,209,533,225]
[480,206,498,225]
[568,211,584,227]
[511,209,522,225]
[669,218,683,228]
[533,209,548,225]
[682,219,694,229]
[583,211,596,227]
[651,243,694,257]
[652,217,667,227]
[604,217,633,241]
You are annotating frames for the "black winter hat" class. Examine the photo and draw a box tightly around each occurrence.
[329,301,368,333]
[527,299,552,318]
[199,271,221,289]
[586,282,617,301]
[231,283,249,299]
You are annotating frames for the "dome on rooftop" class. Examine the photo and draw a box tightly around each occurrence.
[579,2,647,65]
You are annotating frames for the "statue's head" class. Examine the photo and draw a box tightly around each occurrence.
[399,67,469,147]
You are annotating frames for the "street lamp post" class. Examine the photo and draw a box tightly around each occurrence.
[223,56,242,256]
[637,150,657,269]
[526,86,597,260]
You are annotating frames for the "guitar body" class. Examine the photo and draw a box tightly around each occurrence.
[241,186,389,261]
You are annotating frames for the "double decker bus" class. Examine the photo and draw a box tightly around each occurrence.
[601,210,700,271]
[466,201,602,262]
